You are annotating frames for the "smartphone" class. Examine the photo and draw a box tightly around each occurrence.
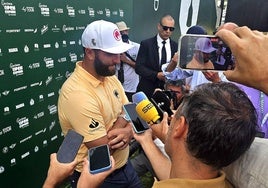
[178,34,234,71]
[123,103,149,134]
[151,90,173,117]
[88,144,111,174]
[57,129,84,163]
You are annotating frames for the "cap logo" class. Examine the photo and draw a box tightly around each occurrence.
[113,29,121,41]
[91,39,96,46]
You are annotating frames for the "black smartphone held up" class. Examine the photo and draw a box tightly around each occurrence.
[123,103,149,134]
[151,90,173,117]
[57,129,84,163]
[178,34,234,71]
[88,144,111,174]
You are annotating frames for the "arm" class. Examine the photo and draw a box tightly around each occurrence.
[217,26,268,95]
[166,52,178,72]
[120,53,136,68]
[85,116,132,154]
[135,39,160,81]
[77,157,115,188]
[43,153,78,188]
[133,129,171,180]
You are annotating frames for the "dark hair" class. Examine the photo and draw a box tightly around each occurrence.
[186,25,207,35]
[164,79,185,89]
[176,82,257,169]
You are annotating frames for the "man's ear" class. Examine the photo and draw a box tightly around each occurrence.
[173,116,188,138]
[85,48,95,60]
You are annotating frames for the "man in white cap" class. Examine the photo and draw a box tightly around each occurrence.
[115,21,140,102]
[186,37,216,69]
[58,20,143,188]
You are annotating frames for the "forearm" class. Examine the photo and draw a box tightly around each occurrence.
[124,59,135,68]
[43,177,59,188]
[140,139,171,180]
[166,60,177,72]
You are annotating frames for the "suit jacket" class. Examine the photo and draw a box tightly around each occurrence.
[135,35,178,98]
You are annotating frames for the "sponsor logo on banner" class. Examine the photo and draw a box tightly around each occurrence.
[10,63,24,76]
[69,52,77,62]
[46,75,53,86]
[22,6,35,13]
[119,9,124,17]
[20,135,32,144]
[17,117,29,129]
[54,8,63,14]
[0,126,12,135]
[0,69,5,76]
[33,112,45,120]
[29,62,40,69]
[39,3,50,16]
[66,5,75,17]
[30,81,42,87]
[48,104,57,115]
[88,7,95,17]
[14,85,27,92]
[6,29,20,33]
[49,120,56,131]
[3,107,11,115]
[2,1,16,16]
[62,25,75,33]
[41,24,49,35]
[35,128,46,135]
[21,151,30,159]
[78,9,86,15]
[8,47,18,53]
[44,57,54,68]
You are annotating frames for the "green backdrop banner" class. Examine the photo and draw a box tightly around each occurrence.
[0,0,217,187]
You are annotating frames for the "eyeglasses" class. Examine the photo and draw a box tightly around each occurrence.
[160,23,175,31]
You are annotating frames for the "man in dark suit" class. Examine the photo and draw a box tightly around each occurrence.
[135,14,178,98]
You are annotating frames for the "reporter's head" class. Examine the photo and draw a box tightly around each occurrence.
[167,82,257,169]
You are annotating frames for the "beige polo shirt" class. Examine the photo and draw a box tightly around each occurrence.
[58,61,129,172]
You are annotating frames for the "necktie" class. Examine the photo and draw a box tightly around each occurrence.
[161,40,167,65]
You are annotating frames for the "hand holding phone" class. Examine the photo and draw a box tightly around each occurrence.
[57,129,84,163]
[178,34,234,71]
[89,144,112,174]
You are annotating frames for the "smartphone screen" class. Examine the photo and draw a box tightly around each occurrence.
[89,144,111,174]
[178,34,234,71]
[123,103,149,134]
[57,129,84,163]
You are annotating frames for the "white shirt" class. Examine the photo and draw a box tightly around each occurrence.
[157,34,171,65]
[161,63,228,91]
[116,40,140,93]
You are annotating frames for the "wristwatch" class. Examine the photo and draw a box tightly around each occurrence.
[119,114,130,122]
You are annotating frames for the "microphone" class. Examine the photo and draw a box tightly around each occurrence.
[151,90,173,116]
[132,91,147,104]
[133,91,161,124]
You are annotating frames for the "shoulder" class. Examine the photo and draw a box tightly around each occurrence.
[141,36,157,44]
[170,39,178,46]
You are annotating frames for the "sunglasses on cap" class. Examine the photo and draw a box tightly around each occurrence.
[160,23,175,31]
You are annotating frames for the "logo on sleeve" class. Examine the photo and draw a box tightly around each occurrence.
[89,118,99,128]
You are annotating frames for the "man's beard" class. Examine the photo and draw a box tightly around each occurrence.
[94,54,115,76]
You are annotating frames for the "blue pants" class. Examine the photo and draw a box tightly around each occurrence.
[70,161,143,188]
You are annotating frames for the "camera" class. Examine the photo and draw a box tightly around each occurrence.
[163,90,179,109]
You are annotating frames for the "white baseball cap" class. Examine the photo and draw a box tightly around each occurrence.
[81,20,133,54]
[194,38,216,53]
